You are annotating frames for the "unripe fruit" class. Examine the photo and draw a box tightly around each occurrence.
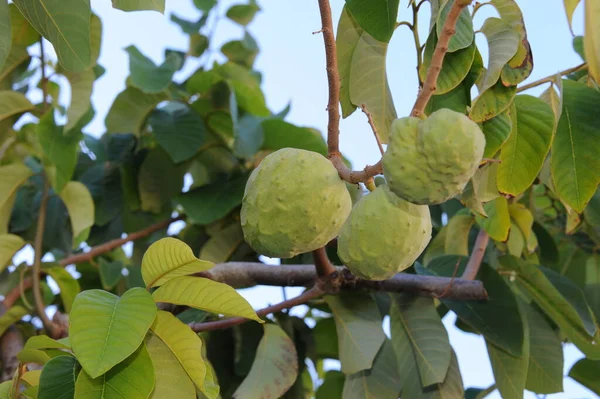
[337,185,432,280]
[241,148,352,258]
[383,109,485,205]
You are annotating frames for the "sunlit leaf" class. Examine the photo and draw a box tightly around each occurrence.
[0,234,25,274]
[476,196,511,242]
[24,335,71,351]
[38,356,80,399]
[44,266,80,313]
[199,222,245,263]
[445,213,475,256]
[0,305,28,337]
[584,0,600,82]
[563,0,582,33]
[60,181,94,248]
[0,1,10,71]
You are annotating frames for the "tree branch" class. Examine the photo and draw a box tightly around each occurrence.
[0,305,24,383]
[461,229,489,280]
[312,247,336,277]
[516,62,587,93]
[360,104,384,156]
[190,286,325,332]
[411,0,472,117]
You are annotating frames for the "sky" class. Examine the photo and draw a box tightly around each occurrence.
[11,0,595,397]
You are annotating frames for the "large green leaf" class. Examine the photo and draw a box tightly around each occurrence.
[141,237,214,288]
[0,90,33,121]
[44,266,80,313]
[74,343,155,399]
[150,310,210,396]
[69,288,157,378]
[349,31,397,143]
[551,79,600,213]
[111,0,164,13]
[436,0,474,52]
[38,356,80,399]
[475,196,511,242]
[497,95,554,195]
[336,6,362,117]
[498,255,600,359]
[126,46,180,93]
[233,323,298,399]
[59,181,94,248]
[0,234,25,274]
[146,331,196,399]
[568,358,600,395]
[345,0,399,43]
[525,303,564,394]
[325,292,386,374]
[584,0,600,82]
[105,86,168,134]
[177,175,247,225]
[13,0,91,72]
[152,276,262,322]
[0,1,10,71]
[342,340,401,399]
[389,294,451,387]
[261,119,327,155]
[481,109,512,158]
[469,80,515,123]
[416,257,525,356]
[64,69,95,132]
[478,17,519,93]
[486,337,528,399]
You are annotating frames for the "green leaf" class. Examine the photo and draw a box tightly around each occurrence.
[38,356,80,399]
[44,266,80,313]
[0,234,25,273]
[74,343,155,399]
[150,310,210,395]
[342,339,401,399]
[498,255,600,359]
[480,109,512,158]
[389,294,451,386]
[486,338,528,399]
[478,17,520,93]
[345,0,399,43]
[564,0,582,34]
[190,33,209,57]
[325,292,386,374]
[24,335,71,351]
[0,1,10,71]
[584,0,600,82]
[170,14,206,34]
[261,119,327,155]
[568,358,600,395]
[420,32,477,95]
[0,90,33,121]
[64,69,95,132]
[417,258,525,356]
[508,203,533,242]
[469,80,516,123]
[141,237,214,288]
[98,259,124,289]
[221,32,258,68]
[138,147,185,213]
[126,45,180,93]
[233,323,298,399]
[105,86,168,135]
[69,288,157,378]
[497,95,554,195]
[349,31,397,143]
[336,6,362,118]
[13,0,91,72]
[59,181,94,248]
[226,3,260,26]
[233,114,264,158]
[475,196,511,242]
[111,0,164,13]
[551,79,600,213]
[315,371,344,399]
[437,0,474,52]
[146,331,196,399]
[0,305,28,337]
[525,303,564,394]
[199,221,244,263]
[152,276,262,322]
[215,62,269,117]
[177,175,247,225]
[313,317,339,359]
[445,214,475,256]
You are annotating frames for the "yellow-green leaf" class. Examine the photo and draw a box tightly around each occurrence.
[24,335,71,351]
[69,288,157,378]
[564,0,582,34]
[199,222,245,263]
[112,0,164,13]
[43,266,80,313]
[13,0,91,72]
[445,214,475,256]
[149,310,210,396]
[0,163,33,233]
[142,237,214,288]
[0,305,28,337]
[233,324,298,399]
[0,0,10,71]
[0,90,33,121]
[146,331,196,399]
[0,234,25,273]
[584,0,600,82]
[152,276,262,322]
[470,80,515,123]
[59,181,94,249]
[74,343,155,399]
[508,203,533,241]
[480,109,512,158]
[64,69,95,132]
[476,196,511,242]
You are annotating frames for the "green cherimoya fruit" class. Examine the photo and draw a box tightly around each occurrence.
[241,148,352,258]
[382,108,485,205]
[337,185,432,280]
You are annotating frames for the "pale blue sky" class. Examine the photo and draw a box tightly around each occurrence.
[19,0,596,397]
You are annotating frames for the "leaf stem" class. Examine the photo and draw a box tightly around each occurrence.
[461,229,489,280]
[516,62,587,93]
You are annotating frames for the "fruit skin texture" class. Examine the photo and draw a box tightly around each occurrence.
[383,108,485,205]
[337,185,432,280]
[241,148,352,258]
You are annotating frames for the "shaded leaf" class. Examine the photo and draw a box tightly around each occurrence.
[0,234,25,274]
[0,1,10,71]
[261,119,327,155]
[336,6,362,117]
[38,356,80,399]
[226,3,260,26]
[478,17,519,93]
[568,358,600,395]
[138,147,185,213]
[199,222,244,263]
[105,86,168,134]
[469,80,515,123]
[445,214,475,256]
[126,45,180,93]
[313,317,339,359]
[315,371,344,399]
[437,0,474,52]
[345,0,399,43]
[480,109,512,158]
[0,90,33,121]
[98,258,123,290]
[0,305,28,337]
[112,0,164,13]
[44,266,80,313]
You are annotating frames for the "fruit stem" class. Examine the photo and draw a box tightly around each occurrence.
[313,247,336,277]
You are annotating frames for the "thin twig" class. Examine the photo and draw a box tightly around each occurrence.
[411,1,423,83]
[516,62,587,93]
[461,229,490,280]
[433,258,461,298]
[312,247,336,277]
[32,178,55,335]
[39,39,49,113]
[360,104,384,156]
[411,0,472,117]
[190,286,324,332]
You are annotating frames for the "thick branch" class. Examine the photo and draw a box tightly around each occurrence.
[313,247,336,277]
[198,263,487,300]
[190,286,324,332]
[461,229,489,280]
[0,305,24,382]
[329,156,383,184]
[516,62,587,93]
[411,0,472,117]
